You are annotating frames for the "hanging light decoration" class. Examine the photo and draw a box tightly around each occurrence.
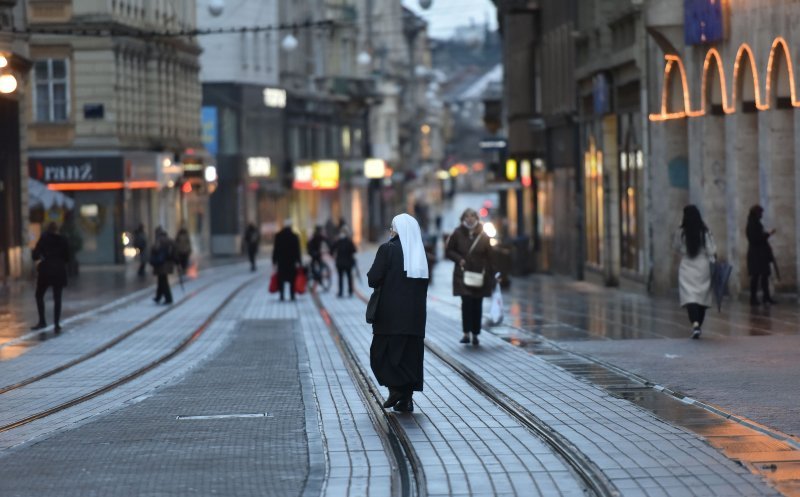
[357,51,372,66]
[0,74,18,94]
[419,0,433,9]
[208,0,224,17]
[281,34,298,52]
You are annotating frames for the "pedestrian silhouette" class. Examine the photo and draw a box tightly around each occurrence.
[445,208,493,346]
[150,227,176,305]
[31,222,70,335]
[174,227,192,274]
[368,213,429,413]
[746,205,778,306]
[272,219,301,301]
[674,205,717,339]
[331,228,357,297]
[243,223,261,272]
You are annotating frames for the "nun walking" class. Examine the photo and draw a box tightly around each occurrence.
[367,214,429,413]
[674,205,717,339]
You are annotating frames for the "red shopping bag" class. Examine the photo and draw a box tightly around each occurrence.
[294,267,307,294]
[268,272,279,294]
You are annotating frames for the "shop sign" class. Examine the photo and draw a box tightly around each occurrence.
[247,157,272,177]
[201,107,218,156]
[263,87,287,109]
[293,161,340,190]
[29,156,124,184]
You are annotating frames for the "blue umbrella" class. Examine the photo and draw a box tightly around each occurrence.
[711,260,732,312]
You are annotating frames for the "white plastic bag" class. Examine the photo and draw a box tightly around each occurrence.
[489,277,503,326]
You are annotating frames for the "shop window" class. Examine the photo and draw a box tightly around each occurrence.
[619,116,644,273]
[34,59,70,122]
[584,137,603,266]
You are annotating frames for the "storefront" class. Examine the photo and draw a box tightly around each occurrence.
[28,154,159,265]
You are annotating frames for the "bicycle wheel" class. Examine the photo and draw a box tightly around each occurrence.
[319,264,332,292]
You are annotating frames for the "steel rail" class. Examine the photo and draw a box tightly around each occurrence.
[352,288,619,497]
[0,276,257,434]
[311,291,424,497]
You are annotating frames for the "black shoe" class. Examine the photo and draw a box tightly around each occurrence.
[31,322,47,331]
[691,327,701,339]
[382,390,404,409]
[38,331,47,341]
[54,325,62,335]
[472,334,479,346]
[393,399,414,412]
[459,336,470,344]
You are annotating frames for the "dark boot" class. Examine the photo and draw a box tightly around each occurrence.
[382,388,404,409]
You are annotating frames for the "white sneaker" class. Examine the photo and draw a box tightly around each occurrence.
[691,327,701,339]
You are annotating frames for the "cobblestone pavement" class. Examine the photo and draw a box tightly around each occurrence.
[0,250,791,496]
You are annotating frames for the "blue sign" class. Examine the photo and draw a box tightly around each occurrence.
[201,106,218,156]
[592,73,610,115]
[685,0,724,45]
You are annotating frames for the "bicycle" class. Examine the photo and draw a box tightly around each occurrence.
[308,256,332,292]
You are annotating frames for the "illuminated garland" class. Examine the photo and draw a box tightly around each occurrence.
[3,19,336,38]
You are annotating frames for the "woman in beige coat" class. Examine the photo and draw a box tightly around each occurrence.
[445,208,493,345]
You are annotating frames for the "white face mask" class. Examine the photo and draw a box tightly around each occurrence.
[463,219,478,230]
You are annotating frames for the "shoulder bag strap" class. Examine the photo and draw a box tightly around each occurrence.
[466,233,483,257]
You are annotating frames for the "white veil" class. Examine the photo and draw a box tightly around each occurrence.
[391,213,429,279]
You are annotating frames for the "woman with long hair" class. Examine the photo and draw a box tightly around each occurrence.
[674,205,717,339]
[746,205,777,306]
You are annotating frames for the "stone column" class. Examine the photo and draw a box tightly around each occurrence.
[689,115,727,258]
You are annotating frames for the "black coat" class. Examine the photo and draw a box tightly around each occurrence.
[331,237,357,269]
[272,227,301,277]
[747,220,774,276]
[367,236,428,337]
[33,232,70,287]
[244,226,260,252]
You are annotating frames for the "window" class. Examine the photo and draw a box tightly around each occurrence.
[34,59,70,122]
[584,136,603,266]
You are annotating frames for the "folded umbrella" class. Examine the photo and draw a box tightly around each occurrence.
[711,260,733,313]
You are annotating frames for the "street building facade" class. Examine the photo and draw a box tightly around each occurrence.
[647,0,800,299]
[0,0,29,280]
[23,0,205,265]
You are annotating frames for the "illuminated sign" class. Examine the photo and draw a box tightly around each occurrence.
[364,158,386,179]
[520,160,532,187]
[263,87,287,108]
[505,159,518,181]
[247,157,272,177]
[293,161,340,190]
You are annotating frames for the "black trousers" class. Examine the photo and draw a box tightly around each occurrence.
[247,249,257,271]
[461,296,483,334]
[155,274,173,303]
[686,303,707,327]
[279,271,296,301]
[137,252,147,276]
[749,273,771,302]
[35,282,63,326]
[337,266,353,296]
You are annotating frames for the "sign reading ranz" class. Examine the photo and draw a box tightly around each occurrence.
[29,157,124,184]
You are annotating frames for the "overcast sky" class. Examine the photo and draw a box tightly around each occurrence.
[402,0,498,39]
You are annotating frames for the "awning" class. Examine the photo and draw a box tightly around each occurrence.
[28,178,75,209]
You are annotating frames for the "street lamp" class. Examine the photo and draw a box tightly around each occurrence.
[357,51,372,66]
[208,0,224,17]
[281,34,298,52]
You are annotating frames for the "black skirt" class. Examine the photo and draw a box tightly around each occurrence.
[370,335,424,392]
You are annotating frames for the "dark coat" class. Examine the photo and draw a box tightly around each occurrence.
[331,237,357,269]
[244,226,260,253]
[746,220,774,276]
[150,235,175,276]
[367,236,428,337]
[445,224,493,298]
[307,234,327,258]
[32,232,70,287]
[272,227,301,277]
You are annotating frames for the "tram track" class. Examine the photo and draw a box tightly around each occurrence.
[311,291,423,497]
[0,275,257,434]
[342,287,618,497]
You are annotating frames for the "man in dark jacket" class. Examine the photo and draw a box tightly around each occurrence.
[331,228,357,297]
[272,219,301,301]
[150,227,175,305]
[31,222,70,334]
[243,223,261,272]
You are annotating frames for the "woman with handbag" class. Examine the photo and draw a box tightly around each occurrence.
[445,208,493,345]
[367,213,429,413]
[674,205,717,339]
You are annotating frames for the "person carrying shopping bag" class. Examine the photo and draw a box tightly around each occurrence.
[445,208,493,346]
